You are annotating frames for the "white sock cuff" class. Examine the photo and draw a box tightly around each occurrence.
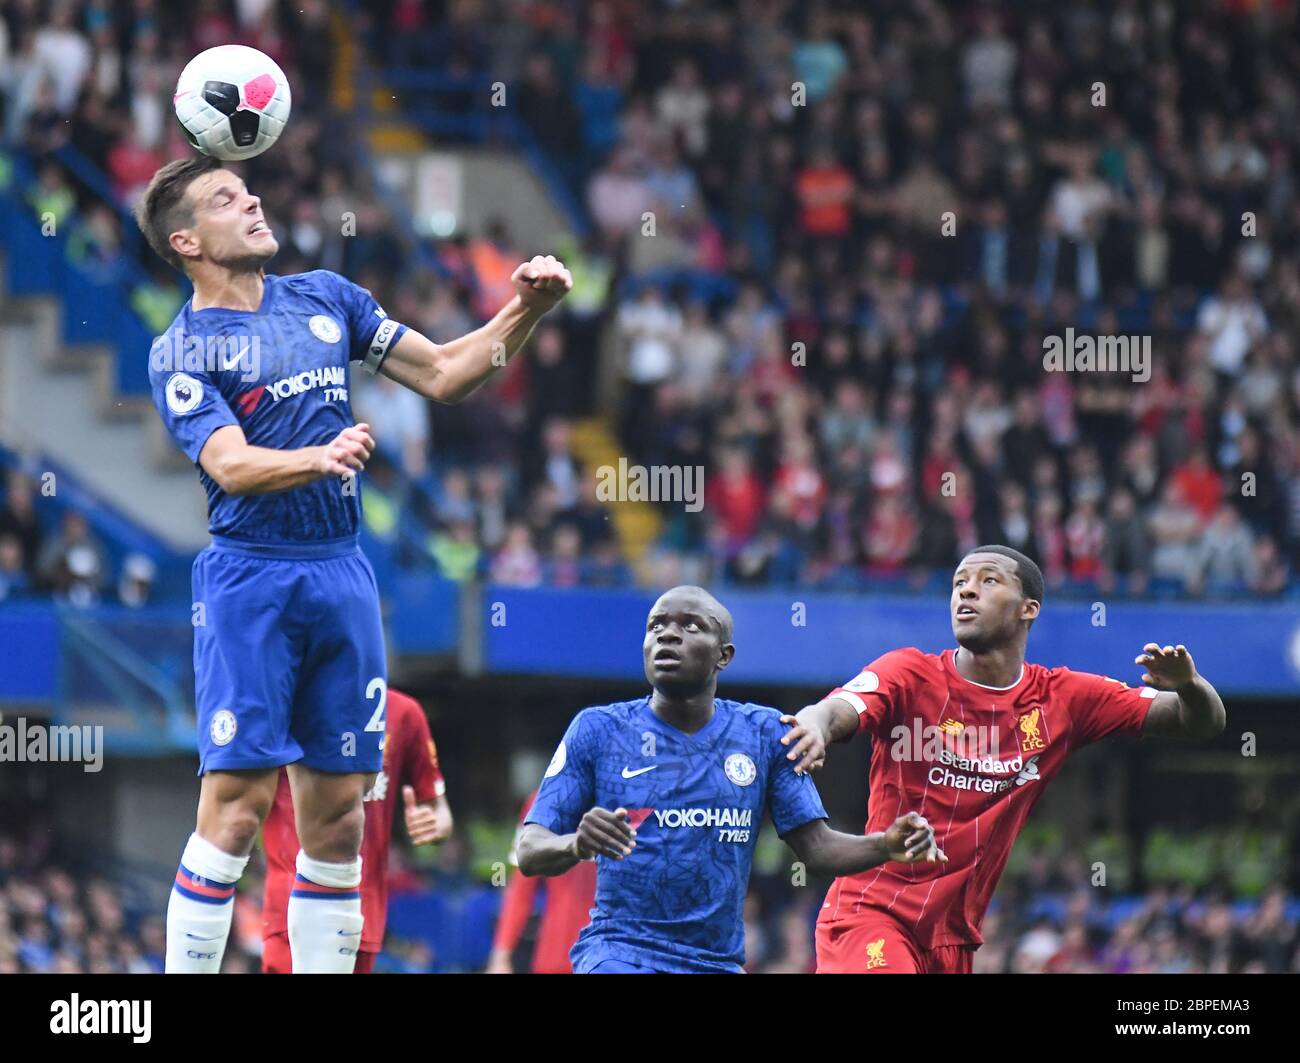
[181,832,248,884]
[295,850,362,889]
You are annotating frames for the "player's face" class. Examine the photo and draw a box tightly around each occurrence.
[950,553,1038,652]
[183,170,278,270]
[643,590,733,695]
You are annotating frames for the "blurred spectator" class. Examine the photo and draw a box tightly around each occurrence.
[1100,489,1149,595]
[117,552,156,608]
[0,469,42,572]
[1191,504,1257,594]
[1197,273,1268,379]
[491,521,542,587]
[0,532,31,600]
[37,511,106,602]
[354,373,430,480]
[1148,482,1203,591]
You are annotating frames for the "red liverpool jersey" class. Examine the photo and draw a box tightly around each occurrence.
[262,689,446,953]
[819,648,1156,949]
[492,791,597,973]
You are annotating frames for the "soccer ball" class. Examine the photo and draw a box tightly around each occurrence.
[173,45,291,161]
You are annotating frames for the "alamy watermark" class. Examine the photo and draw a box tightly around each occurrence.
[0,717,104,772]
[149,329,262,382]
[595,458,704,512]
[1043,328,1150,382]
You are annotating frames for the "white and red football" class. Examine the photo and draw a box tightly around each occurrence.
[173,45,291,161]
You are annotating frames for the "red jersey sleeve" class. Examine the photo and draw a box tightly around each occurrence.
[825,648,922,737]
[1060,669,1158,748]
[396,695,445,803]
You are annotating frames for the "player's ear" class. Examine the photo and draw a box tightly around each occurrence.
[170,227,200,263]
[1021,598,1041,623]
[715,642,735,672]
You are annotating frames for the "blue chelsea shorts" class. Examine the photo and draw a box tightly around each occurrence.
[191,535,386,775]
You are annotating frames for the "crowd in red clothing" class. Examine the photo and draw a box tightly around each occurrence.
[5,1,1300,599]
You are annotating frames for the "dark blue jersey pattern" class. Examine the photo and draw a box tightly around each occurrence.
[148,270,407,545]
[525,697,827,973]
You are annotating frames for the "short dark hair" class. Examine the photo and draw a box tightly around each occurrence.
[654,585,734,646]
[134,155,221,272]
[965,545,1045,605]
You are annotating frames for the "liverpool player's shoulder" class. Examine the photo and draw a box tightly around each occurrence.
[1042,662,1101,686]
[384,688,423,726]
[880,646,943,680]
[1039,663,1135,698]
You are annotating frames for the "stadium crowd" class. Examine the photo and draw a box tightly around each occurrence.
[0,829,259,973]
[3,0,1300,603]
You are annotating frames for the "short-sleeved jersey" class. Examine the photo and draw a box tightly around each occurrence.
[525,697,827,973]
[148,270,407,545]
[820,648,1156,948]
[262,689,444,952]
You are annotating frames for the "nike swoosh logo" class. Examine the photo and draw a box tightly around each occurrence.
[337,929,361,937]
[185,932,223,941]
[621,765,657,779]
[222,342,249,371]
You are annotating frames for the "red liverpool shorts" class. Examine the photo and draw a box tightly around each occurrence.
[262,931,375,974]
[815,909,976,974]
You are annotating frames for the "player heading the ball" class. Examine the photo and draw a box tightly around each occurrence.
[517,584,945,974]
[135,152,571,974]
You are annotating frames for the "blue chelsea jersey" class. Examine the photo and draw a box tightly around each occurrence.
[526,697,828,973]
[148,270,407,545]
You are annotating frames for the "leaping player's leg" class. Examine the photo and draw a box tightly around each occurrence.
[167,545,302,974]
[166,768,279,972]
[285,764,370,973]
[283,546,387,974]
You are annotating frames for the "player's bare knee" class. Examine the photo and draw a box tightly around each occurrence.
[203,804,264,856]
[302,802,365,863]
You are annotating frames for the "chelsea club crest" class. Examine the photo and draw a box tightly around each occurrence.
[724,753,756,786]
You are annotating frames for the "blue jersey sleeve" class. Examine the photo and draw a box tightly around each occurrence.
[322,272,408,370]
[764,715,827,837]
[149,356,239,465]
[525,711,596,835]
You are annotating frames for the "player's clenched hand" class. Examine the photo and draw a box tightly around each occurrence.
[884,812,946,865]
[1135,643,1197,691]
[778,712,827,775]
[402,786,449,846]
[512,255,573,313]
[574,806,636,861]
[317,422,375,477]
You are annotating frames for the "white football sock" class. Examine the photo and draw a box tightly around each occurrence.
[165,832,248,974]
[287,851,364,973]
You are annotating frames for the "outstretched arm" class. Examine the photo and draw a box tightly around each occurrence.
[378,255,572,403]
[1137,644,1226,739]
[783,813,946,877]
[779,696,860,775]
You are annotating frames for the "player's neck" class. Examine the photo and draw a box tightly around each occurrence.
[649,688,716,734]
[191,267,265,312]
[953,644,1025,689]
